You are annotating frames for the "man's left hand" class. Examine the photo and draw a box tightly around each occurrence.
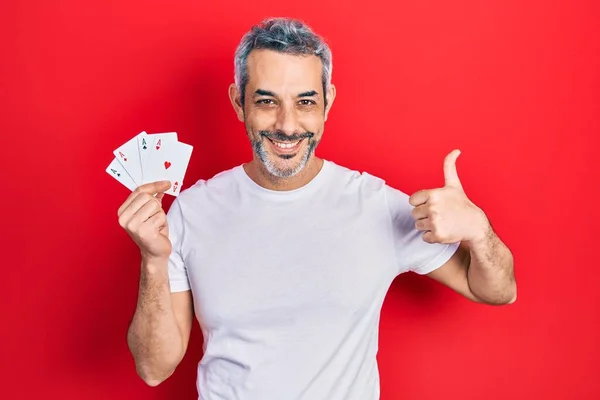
[408,149,490,244]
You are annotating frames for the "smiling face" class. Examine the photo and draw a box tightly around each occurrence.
[230,49,335,179]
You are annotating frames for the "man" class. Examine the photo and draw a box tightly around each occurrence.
[118,17,516,399]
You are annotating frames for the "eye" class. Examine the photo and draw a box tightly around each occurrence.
[256,99,275,105]
[299,99,316,106]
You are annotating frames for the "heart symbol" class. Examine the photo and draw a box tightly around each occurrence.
[164,161,171,169]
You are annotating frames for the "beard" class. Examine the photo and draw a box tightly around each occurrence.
[250,129,319,178]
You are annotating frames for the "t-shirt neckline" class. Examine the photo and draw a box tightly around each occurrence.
[234,159,332,199]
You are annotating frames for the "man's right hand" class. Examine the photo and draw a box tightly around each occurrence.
[118,181,173,262]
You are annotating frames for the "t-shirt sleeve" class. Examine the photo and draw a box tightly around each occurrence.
[166,198,191,292]
[385,184,459,275]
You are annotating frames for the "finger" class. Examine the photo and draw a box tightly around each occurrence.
[119,193,160,228]
[149,211,167,230]
[128,199,164,231]
[118,181,171,217]
[410,204,429,220]
[408,189,430,207]
[415,218,433,231]
[422,231,437,244]
[155,192,165,203]
[443,149,462,189]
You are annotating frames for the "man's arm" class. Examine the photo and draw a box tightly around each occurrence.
[425,228,516,305]
[407,149,517,305]
[127,258,194,386]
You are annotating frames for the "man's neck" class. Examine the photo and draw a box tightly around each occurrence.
[243,157,324,191]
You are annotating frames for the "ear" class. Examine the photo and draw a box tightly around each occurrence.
[228,83,245,122]
[324,84,336,122]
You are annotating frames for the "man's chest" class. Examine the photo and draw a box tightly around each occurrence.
[182,203,398,330]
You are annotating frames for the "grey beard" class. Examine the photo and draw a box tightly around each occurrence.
[251,137,319,178]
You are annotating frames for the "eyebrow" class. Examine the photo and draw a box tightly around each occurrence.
[298,90,319,98]
[254,89,276,97]
[253,89,320,98]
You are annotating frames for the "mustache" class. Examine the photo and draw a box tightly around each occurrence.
[259,130,315,142]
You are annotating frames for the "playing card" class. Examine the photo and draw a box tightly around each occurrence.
[138,132,178,181]
[114,131,145,185]
[105,157,137,191]
[142,140,193,196]
[136,131,149,167]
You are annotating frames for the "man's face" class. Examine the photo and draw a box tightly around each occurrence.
[231,49,334,178]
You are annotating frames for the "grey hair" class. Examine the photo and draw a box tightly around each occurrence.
[234,17,333,108]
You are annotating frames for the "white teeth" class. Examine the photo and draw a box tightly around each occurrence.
[272,140,299,149]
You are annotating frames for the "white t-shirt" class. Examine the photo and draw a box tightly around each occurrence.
[166,159,459,400]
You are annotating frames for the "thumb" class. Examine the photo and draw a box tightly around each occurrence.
[443,149,463,189]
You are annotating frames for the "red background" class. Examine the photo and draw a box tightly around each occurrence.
[2,1,599,399]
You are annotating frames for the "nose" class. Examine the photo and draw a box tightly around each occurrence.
[274,104,299,136]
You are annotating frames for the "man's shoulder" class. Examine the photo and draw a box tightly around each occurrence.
[175,164,242,203]
[326,159,388,192]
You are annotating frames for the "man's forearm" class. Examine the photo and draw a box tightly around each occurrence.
[466,225,517,305]
[127,259,184,385]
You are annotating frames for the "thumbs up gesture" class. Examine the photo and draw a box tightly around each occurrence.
[408,149,490,244]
